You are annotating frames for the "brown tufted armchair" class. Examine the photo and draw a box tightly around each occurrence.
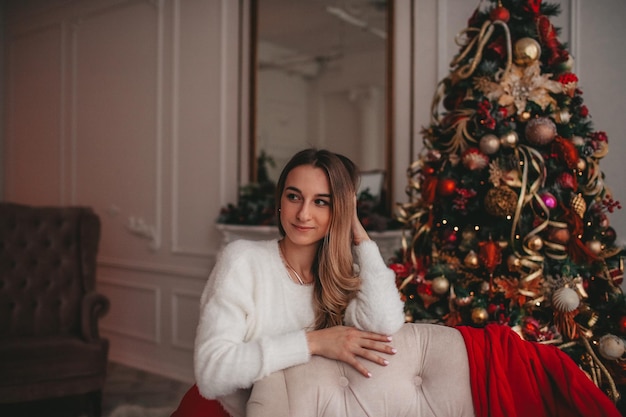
[0,202,110,417]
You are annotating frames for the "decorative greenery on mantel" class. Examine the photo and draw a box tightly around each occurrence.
[217,152,401,231]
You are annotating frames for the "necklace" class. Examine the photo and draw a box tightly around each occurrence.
[278,241,312,285]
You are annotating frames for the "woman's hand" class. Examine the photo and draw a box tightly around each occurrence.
[306,326,397,378]
[352,195,370,245]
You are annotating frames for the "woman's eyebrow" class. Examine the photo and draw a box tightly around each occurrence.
[285,186,331,199]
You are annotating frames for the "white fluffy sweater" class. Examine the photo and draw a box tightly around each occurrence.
[194,239,404,416]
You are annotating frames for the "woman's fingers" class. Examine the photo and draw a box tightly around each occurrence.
[307,326,397,377]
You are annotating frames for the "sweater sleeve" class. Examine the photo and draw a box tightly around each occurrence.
[194,241,310,399]
[343,240,405,335]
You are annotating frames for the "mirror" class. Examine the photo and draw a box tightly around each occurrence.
[249,0,393,212]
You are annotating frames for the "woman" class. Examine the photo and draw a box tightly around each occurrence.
[175,149,404,417]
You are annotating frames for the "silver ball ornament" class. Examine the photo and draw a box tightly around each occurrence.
[552,287,580,313]
[598,334,625,361]
[479,134,501,155]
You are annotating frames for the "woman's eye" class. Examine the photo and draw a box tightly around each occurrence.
[315,199,330,207]
[286,193,300,201]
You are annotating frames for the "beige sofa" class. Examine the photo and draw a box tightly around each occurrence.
[247,323,475,417]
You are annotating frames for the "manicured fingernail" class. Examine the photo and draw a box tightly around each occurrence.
[387,336,393,341]
[367,372,372,378]
[391,348,398,354]
[383,359,389,365]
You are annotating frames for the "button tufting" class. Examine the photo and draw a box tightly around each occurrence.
[338,376,349,387]
[414,375,423,386]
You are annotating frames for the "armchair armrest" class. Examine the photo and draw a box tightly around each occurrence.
[81,292,110,342]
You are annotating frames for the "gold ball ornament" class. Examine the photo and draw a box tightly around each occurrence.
[404,311,414,323]
[527,235,544,252]
[464,250,480,269]
[585,239,603,255]
[462,228,477,242]
[552,287,580,312]
[514,37,542,66]
[484,186,518,217]
[507,254,522,271]
[576,158,587,172]
[525,117,557,146]
[479,134,501,155]
[518,111,532,122]
[598,334,626,361]
[500,131,519,148]
[471,307,489,325]
[431,276,451,295]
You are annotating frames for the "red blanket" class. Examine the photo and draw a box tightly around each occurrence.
[457,324,621,417]
[172,324,621,417]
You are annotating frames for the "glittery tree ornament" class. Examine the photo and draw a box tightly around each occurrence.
[484,186,518,217]
[525,117,557,146]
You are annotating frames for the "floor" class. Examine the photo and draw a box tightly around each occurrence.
[102,362,191,417]
[1,362,191,417]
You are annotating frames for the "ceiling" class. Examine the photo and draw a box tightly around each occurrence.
[257,0,388,64]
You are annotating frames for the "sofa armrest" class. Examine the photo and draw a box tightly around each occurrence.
[247,323,475,417]
[81,292,110,342]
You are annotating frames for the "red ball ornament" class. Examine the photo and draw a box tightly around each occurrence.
[423,165,436,176]
[437,178,457,197]
[490,5,510,22]
[619,316,626,335]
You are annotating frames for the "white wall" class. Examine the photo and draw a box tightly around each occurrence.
[2,0,243,382]
[2,0,625,383]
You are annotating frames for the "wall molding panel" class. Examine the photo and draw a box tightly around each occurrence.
[99,277,162,344]
[171,289,201,351]
[69,0,165,253]
[5,22,65,204]
[98,256,209,280]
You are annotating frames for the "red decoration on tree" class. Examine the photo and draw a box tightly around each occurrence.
[552,137,579,170]
[478,239,502,274]
[619,316,626,335]
[437,178,457,197]
[490,5,510,22]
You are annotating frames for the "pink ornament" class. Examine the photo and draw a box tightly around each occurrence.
[541,192,557,209]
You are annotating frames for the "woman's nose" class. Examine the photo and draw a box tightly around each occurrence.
[296,203,311,221]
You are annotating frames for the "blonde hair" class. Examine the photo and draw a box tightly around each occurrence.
[275,149,361,329]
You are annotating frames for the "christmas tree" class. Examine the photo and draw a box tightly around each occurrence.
[392,0,626,407]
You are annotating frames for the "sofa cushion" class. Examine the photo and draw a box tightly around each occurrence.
[247,323,475,417]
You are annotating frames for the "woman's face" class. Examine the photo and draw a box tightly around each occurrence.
[279,165,332,247]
